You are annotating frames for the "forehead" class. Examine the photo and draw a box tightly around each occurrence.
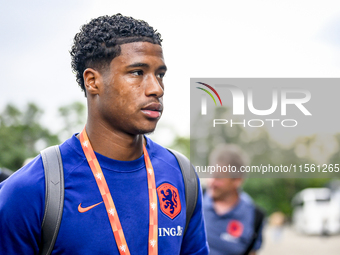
[211,173,233,179]
[117,42,164,62]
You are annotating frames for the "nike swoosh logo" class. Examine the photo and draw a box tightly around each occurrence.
[78,201,103,213]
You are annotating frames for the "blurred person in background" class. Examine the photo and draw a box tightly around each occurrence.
[0,167,12,182]
[0,158,34,183]
[0,158,33,183]
[268,211,285,242]
[203,144,265,255]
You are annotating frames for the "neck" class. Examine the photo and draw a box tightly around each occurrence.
[212,192,239,215]
[84,120,145,161]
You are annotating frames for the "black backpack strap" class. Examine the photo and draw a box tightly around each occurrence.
[243,206,265,255]
[40,145,64,255]
[167,149,198,236]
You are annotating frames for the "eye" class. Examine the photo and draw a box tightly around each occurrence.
[156,72,166,79]
[131,70,143,76]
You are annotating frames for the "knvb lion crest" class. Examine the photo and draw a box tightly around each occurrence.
[157,183,181,219]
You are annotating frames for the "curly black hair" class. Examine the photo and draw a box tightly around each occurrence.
[70,14,162,96]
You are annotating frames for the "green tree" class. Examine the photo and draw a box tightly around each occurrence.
[170,136,190,158]
[0,103,59,171]
[58,101,86,140]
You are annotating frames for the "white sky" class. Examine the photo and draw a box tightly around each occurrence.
[1,0,340,146]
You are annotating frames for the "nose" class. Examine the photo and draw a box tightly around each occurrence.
[145,74,164,98]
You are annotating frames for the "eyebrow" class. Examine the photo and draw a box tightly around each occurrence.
[127,62,167,71]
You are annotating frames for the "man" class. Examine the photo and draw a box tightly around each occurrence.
[0,14,208,254]
[203,144,264,255]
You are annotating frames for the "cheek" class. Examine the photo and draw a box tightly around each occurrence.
[115,77,142,96]
[105,76,145,112]
[208,180,223,189]
[105,85,129,108]
[207,180,214,188]
[112,90,141,115]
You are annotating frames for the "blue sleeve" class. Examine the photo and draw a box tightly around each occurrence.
[180,177,209,255]
[0,157,45,254]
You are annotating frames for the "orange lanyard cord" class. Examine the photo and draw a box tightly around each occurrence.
[79,128,158,255]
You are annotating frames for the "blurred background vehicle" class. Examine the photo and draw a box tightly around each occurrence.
[292,186,340,235]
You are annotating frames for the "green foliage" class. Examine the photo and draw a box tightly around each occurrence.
[0,103,59,170]
[58,101,86,140]
[0,101,86,171]
[170,136,190,158]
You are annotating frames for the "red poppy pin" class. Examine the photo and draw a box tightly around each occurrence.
[227,220,244,238]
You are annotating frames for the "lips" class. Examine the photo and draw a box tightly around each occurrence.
[141,102,163,119]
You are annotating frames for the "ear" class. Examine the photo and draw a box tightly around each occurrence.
[83,68,102,96]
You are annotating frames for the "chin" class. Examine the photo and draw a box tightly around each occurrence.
[144,130,155,136]
[209,189,222,200]
[135,125,157,135]
[136,120,159,134]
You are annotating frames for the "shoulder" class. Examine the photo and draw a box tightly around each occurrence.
[202,192,213,209]
[227,192,258,221]
[0,155,45,203]
[238,192,265,232]
[239,192,265,217]
[58,134,88,179]
[239,191,256,207]
[145,136,182,171]
[0,155,46,252]
[0,134,80,214]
